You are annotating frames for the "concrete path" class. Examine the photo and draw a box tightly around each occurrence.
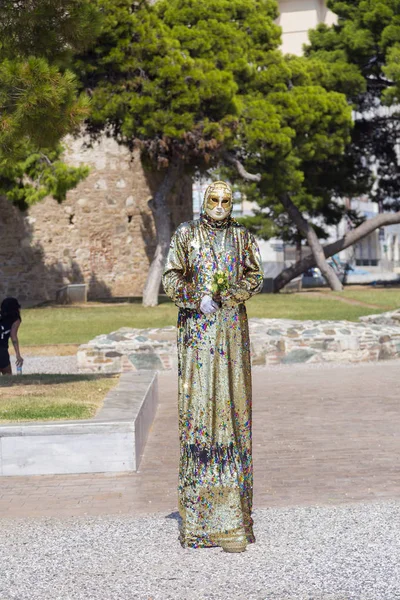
[1,361,400,517]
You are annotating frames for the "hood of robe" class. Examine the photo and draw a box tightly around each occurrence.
[200,181,233,229]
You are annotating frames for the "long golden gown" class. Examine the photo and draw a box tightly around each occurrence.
[162,208,263,549]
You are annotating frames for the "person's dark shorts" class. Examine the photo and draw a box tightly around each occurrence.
[0,348,10,369]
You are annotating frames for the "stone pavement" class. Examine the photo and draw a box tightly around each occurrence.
[1,361,400,518]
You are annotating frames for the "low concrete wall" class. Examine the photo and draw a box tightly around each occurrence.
[0,371,158,477]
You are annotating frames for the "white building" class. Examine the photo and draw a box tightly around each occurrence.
[278,0,336,55]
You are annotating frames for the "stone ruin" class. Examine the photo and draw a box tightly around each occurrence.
[0,136,192,304]
[77,310,400,373]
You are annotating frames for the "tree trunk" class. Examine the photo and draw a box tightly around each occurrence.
[142,160,182,307]
[280,193,343,291]
[295,233,302,263]
[274,209,400,292]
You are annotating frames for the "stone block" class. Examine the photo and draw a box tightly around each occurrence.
[93,357,113,364]
[128,353,163,370]
[251,351,266,366]
[1,432,134,476]
[287,329,300,337]
[339,337,359,351]
[276,339,286,352]
[266,329,282,336]
[0,372,158,476]
[378,346,394,360]
[108,333,130,342]
[282,349,315,364]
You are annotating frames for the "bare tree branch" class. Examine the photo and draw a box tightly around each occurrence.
[224,153,342,290]
[223,153,261,182]
[280,192,343,291]
[274,209,400,291]
[39,153,53,166]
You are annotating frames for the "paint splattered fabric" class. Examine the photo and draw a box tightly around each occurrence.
[162,207,263,550]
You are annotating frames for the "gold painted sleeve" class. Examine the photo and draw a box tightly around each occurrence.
[220,231,264,306]
[162,226,202,309]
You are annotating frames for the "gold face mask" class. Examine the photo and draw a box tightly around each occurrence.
[204,181,233,221]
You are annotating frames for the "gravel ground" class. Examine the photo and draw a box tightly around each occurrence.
[10,356,79,375]
[14,355,400,376]
[0,501,399,600]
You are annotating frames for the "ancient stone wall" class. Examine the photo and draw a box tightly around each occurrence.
[0,136,192,303]
[77,316,400,373]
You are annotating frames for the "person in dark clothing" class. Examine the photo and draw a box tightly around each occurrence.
[0,297,23,375]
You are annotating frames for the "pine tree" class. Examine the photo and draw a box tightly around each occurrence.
[306,0,400,211]
[76,0,354,303]
[0,0,101,207]
[267,0,400,291]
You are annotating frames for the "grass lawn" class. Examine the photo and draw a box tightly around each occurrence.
[17,289,399,348]
[20,299,177,346]
[331,288,400,309]
[0,374,119,422]
[246,292,382,321]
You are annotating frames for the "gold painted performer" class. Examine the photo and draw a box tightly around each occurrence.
[162,181,263,553]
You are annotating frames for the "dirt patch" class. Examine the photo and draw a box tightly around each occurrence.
[306,291,385,310]
[22,345,80,356]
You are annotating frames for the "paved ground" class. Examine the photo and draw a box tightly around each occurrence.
[1,361,400,599]
[1,361,400,517]
[10,355,78,375]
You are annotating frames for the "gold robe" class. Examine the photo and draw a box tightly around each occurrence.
[162,211,263,549]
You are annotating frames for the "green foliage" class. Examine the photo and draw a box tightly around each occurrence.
[0,57,90,166]
[75,0,283,167]
[306,0,400,211]
[237,212,280,240]
[237,0,400,243]
[383,44,400,104]
[0,145,89,209]
[0,0,101,207]
[227,63,355,242]
[164,2,356,241]
[74,0,356,249]
[159,1,355,233]
[0,0,101,65]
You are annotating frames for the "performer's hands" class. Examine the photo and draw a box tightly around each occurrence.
[200,295,219,315]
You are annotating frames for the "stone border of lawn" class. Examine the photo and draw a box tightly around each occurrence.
[0,371,158,477]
